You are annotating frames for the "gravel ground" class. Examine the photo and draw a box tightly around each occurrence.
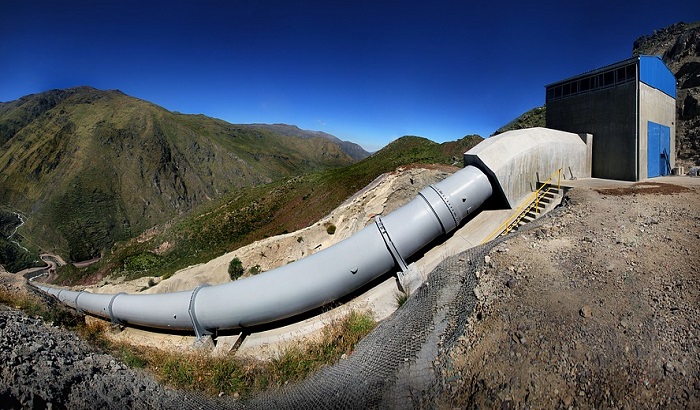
[442,179,700,409]
[0,303,221,409]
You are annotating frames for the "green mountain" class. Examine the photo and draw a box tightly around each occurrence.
[492,106,546,136]
[241,123,371,160]
[55,134,483,285]
[0,87,366,266]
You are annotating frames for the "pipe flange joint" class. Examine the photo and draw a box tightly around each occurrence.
[74,291,86,314]
[108,293,126,325]
[429,184,459,229]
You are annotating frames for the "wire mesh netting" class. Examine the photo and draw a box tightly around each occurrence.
[181,240,498,409]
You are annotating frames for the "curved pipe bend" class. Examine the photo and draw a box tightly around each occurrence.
[35,165,492,335]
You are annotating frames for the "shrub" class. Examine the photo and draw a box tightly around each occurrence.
[249,264,261,275]
[228,257,244,280]
[326,224,336,235]
[394,291,409,307]
[124,252,161,272]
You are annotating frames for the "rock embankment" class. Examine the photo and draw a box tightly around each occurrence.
[0,306,214,409]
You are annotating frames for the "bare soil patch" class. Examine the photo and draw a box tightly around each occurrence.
[443,178,700,408]
[596,181,691,196]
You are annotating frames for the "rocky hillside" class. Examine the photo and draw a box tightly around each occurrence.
[241,123,370,159]
[634,21,700,166]
[0,87,365,265]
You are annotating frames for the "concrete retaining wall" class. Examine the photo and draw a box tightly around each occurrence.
[463,127,592,208]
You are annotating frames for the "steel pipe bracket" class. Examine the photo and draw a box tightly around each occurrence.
[189,284,212,340]
[375,215,409,274]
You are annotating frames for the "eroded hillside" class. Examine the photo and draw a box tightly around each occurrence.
[0,87,365,265]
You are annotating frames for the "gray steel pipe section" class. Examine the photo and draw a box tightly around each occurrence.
[34,165,492,334]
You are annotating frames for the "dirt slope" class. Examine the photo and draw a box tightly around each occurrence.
[443,177,700,408]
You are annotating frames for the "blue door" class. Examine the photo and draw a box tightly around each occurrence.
[648,121,671,178]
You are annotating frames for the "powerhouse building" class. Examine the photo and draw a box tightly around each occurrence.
[545,55,676,181]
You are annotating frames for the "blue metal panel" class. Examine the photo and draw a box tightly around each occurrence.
[648,122,660,178]
[639,56,676,98]
[660,124,671,176]
[648,121,671,178]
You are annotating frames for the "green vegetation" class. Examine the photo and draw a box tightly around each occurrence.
[325,223,337,235]
[0,237,41,273]
[271,311,375,384]
[249,264,262,275]
[492,106,546,135]
[0,287,82,328]
[46,173,129,262]
[53,263,84,286]
[123,252,161,272]
[228,257,244,280]
[0,210,41,272]
[394,291,410,308]
[143,310,376,396]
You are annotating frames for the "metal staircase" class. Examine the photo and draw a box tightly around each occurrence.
[509,184,562,231]
[482,168,563,243]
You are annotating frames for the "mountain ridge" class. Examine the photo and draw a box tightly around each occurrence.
[240,123,371,160]
[0,86,365,264]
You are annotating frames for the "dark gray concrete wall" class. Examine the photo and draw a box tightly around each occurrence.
[546,82,637,180]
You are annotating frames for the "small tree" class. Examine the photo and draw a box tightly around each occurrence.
[228,257,244,280]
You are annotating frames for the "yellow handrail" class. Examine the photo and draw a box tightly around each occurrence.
[481,168,562,244]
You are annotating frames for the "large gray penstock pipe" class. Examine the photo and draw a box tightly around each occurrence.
[35,165,492,337]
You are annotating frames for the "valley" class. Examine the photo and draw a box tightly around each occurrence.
[0,19,698,408]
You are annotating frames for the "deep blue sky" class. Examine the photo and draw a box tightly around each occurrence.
[1,1,697,151]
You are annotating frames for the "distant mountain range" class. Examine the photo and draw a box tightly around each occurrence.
[0,86,368,263]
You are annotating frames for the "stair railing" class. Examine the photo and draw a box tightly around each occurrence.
[482,168,562,243]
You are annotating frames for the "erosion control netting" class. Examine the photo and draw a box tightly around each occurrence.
[198,239,499,409]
